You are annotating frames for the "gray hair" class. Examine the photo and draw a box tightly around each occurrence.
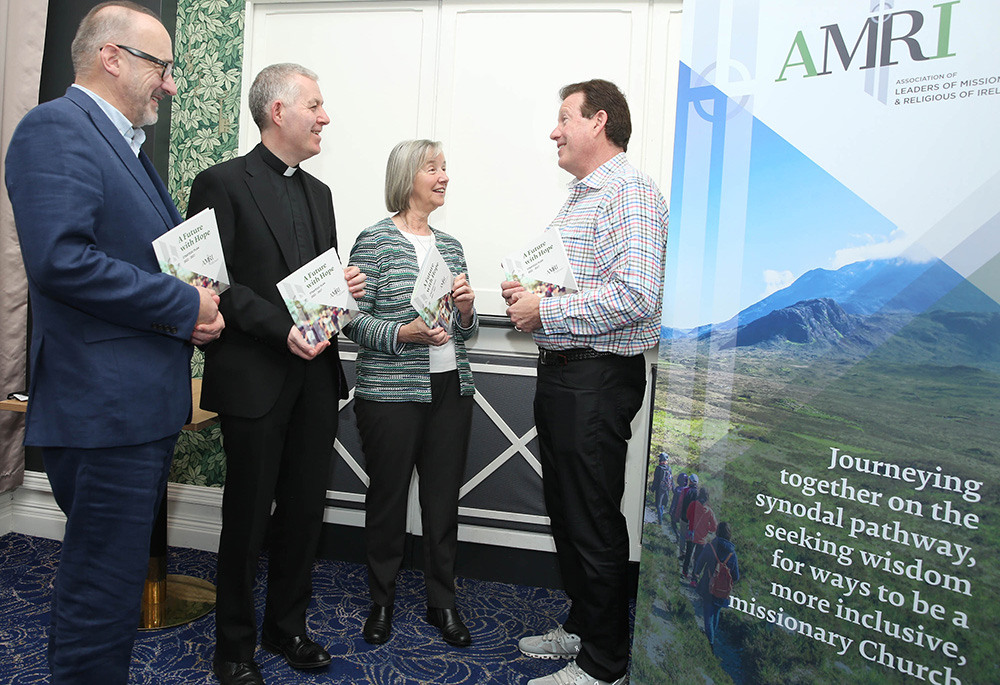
[71,1,159,78]
[249,63,319,132]
[384,140,443,213]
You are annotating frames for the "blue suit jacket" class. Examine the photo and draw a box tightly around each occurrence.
[5,87,200,448]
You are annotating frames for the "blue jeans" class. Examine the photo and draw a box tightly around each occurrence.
[703,597,723,646]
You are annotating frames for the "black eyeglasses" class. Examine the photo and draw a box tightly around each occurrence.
[110,44,175,80]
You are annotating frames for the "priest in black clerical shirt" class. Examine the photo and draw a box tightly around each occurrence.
[187,63,366,685]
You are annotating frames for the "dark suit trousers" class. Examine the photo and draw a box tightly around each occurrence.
[43,436,177,685]
[534,354,645,682]
[214,362,338,661]
[354,371,472,609]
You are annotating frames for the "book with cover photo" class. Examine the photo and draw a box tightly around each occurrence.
[276,247,358,345]
[410,243,455,329]
[500,229,578,297]
[152,207,230,293]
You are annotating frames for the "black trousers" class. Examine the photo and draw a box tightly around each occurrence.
[683,541,704,578]
[534,353,646,682]
[354,371,472,608]
[214,364,338,662]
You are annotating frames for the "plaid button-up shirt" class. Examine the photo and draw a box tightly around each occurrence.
[535,153,668,356]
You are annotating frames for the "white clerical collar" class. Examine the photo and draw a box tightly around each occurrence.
[259,143,299,177]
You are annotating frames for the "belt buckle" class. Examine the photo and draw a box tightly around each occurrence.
[539,349,569,366]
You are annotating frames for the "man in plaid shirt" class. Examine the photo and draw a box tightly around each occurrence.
[503,79,668,685]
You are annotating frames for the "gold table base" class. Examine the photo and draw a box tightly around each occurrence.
[140,556,216,630]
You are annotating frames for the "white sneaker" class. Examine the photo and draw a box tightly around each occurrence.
[526,661,627,685]
[518,625,582,660]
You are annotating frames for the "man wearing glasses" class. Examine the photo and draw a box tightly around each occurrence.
[115,44,176,80]
[5,2,223,682]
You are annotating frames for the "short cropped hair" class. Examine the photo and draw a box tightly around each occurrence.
[248,63,319,132]
[71,1,159,78]
[384,139,443,213]
[559,79,632,152]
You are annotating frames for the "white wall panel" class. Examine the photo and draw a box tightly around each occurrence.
[246,2,438,253]
[438,2,655,307]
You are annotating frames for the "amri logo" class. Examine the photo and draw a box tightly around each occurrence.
[776,1,959,82]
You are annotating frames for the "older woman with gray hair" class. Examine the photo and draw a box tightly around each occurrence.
[345,139,478,648]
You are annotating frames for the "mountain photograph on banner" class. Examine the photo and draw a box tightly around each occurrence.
[632,2,1000,684]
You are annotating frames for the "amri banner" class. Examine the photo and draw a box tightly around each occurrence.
[634,1,1000,684]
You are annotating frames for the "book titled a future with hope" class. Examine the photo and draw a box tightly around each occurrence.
[410,244,455,329]
[501,229,578,297]
[152,207,230,294]
[277,248,359,344]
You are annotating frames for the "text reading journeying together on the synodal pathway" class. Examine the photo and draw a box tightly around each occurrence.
[735,447,982,684]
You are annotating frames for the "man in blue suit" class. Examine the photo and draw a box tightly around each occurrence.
[4,3,224,682]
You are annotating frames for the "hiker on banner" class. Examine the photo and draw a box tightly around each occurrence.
[693,522,740,653]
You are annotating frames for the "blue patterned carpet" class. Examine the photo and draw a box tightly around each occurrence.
[0,532,599,684]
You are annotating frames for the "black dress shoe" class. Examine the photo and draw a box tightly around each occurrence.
[363,604,393,645]
[212,658,264,685]
[260,633,331,669]
[427,607,471,647]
